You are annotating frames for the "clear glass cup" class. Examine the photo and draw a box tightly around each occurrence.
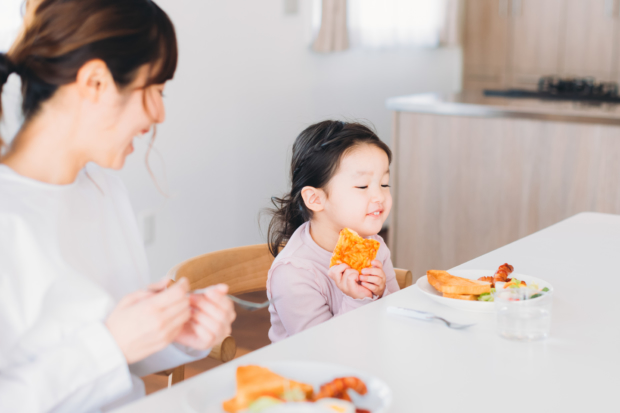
[493,288,553,341]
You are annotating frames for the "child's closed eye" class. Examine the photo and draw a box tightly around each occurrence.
[355,186,368,189]
[381,184,391,188]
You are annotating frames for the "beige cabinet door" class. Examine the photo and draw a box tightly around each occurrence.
[561,0,618,82]
[463,0,511,90]
[508,0,565,89]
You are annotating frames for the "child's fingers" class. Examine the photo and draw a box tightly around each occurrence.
[359,274,383,285]
[371,260,383,269]
[360,281,379,293]
[328,265,346,284]
[361,267,385,277]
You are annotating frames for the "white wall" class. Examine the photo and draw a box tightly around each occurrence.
[119,0,462,280]
[2,0,462,280]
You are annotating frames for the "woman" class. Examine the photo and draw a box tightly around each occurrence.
[0,1,235,412]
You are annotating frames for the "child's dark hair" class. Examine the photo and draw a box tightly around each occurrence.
[268,120,392,257]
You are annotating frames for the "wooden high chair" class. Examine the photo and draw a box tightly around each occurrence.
[158,243,414,386]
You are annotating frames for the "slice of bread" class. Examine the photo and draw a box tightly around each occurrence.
[223,365,314,412]
[427,270,491,295]
[442,292,478,301]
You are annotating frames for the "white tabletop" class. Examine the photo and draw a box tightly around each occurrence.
[114,212,620,413]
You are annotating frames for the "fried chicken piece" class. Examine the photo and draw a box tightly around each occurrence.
[314,377,367,401]
[477,276,495,287]
[493,263,514,282]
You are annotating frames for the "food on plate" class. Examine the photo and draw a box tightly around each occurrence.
[426,270,491,298]
[223,365,313,412]
[315,377,368,402]
[477,263,516,287]
[493,263,514,283]
[223,366,371,413]
[330,228,380,273]
[442,292,478,301]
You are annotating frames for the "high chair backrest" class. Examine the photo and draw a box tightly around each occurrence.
[166,244,275,294]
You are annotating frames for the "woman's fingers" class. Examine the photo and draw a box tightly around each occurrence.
[115,289,154,309]
[192,296,235,328]
[192,306,232,338]
[147,277,171,293]
[150,277,189,308]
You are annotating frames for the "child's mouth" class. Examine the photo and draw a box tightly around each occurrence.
[367,210,383,218]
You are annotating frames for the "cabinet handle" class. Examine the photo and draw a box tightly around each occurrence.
[498,0,509,17]
[511,0,522,16]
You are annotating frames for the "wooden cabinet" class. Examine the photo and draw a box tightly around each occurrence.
[463,0,510,90]
[463,0,620,90]
[508,0,564,88]
[389,110,620,277]
[561,0,617,81]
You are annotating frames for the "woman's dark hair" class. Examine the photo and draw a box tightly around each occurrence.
[268,120,392,257]
[0,0,177,152]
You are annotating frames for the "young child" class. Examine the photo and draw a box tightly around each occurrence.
[266,120,400,342]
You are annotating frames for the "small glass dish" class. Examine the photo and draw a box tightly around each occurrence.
[493,287,553,341]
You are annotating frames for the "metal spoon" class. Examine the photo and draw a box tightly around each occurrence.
[192,287,270,311]
[387,306,476,329]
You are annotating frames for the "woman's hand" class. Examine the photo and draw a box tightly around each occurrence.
[328,263,373,300]
[360,260,387,297]
[174,284,236,350]
[105,278,191,364]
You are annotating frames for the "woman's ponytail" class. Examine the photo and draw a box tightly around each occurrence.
[266,120,392,257]
[0,53,17,153]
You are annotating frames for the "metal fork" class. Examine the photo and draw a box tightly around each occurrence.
[192,287,270,311]
[387,306,476,329]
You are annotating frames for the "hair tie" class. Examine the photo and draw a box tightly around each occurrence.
[0,53,17,85]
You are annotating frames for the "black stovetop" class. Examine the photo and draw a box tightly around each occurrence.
[484,76,620,103]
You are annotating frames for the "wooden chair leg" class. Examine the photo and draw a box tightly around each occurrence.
[154,336,236,387]
[168,365,185,387]
[207,335,236,362]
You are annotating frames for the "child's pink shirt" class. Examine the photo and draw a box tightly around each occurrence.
[266,222,400,342]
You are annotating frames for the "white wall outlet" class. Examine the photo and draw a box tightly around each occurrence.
[138,210,156,246]
[284,0,299,15]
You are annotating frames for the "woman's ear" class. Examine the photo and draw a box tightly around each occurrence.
[75,59,113,102]
[301,186,326,213]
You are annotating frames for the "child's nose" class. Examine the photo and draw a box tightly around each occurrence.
[371,187,385,203]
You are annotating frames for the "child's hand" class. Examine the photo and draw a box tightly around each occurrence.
[328,263,373,300]
[360,260,387,297]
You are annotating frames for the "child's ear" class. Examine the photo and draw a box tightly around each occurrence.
[301,186,325,212]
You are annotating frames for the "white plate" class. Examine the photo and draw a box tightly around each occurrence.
[184,361,392,413]
[416,269,553,313]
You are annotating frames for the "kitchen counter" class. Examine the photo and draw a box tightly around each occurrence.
[386,91,620,125]
[385,91,620,278]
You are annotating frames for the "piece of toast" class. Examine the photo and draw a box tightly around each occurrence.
[427,270,491,295]
[223,365,314,412]
[442,292,478,301]
[330,228,380,273]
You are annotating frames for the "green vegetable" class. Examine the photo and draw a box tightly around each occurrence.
[542,287,550,292]
[248,396,283,412]
[478,292,494,302]
[509,278,521,288]
[281,388,306,402]
[530,293,542,299]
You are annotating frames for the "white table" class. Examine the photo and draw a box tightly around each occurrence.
[114,212,620,413]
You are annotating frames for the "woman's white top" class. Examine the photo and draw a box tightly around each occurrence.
[0,163,207,413]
